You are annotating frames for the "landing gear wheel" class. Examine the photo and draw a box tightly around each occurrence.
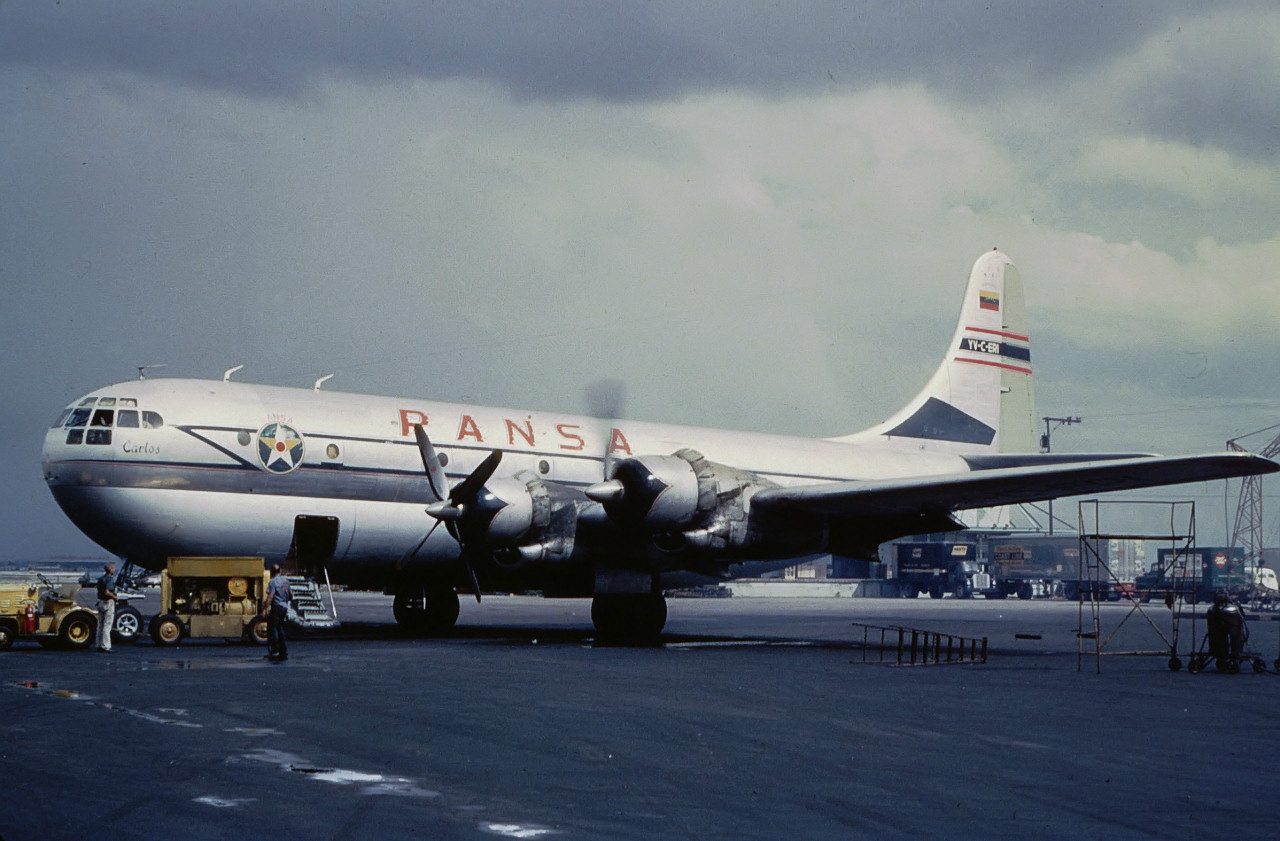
[393,587,460,636]
[149,614,185,646]
[58,612,96,650]
[248,617,269,645]
[591,593,667,645]
[112,606,144,644]
[1168,656,1182,672]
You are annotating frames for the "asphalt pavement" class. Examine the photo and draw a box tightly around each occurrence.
[3,593,1278,840]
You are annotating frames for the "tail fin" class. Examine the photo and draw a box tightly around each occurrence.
[833,249,1037,454]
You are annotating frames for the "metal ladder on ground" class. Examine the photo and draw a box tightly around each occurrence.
[285,575,340,629]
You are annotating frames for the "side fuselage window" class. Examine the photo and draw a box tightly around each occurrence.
[142,411,164,429]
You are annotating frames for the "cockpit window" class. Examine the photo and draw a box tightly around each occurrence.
[119,398,137,407]
[79,398,97,407]
[142,411,164,429]
[66,429,84,445]
[91,409,114,427]
[117,409,140,428]
[52,408,72,429]
[98,397,116,407]
[86,428,112,445]
[66,408,92,427]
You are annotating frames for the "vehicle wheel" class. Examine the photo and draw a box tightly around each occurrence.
[58,611,96,650]
[927,587,943,599]
[248,617,269,645]
[0,621,16,650]
[393,586,460,636]
[112,606,144,644]
[149,614,185,646]
[1168,656,1182,672]
[1188,657,1201,674]
[591,593,666,645]
[954,584,971,600]
[1017,583,1033,600]
[1251,658,1266,674]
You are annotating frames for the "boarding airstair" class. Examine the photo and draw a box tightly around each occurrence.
[285,576,340,629]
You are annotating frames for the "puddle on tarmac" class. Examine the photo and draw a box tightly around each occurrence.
[193,796,256,809]
[240,748,440,799]
[482,823,557,838]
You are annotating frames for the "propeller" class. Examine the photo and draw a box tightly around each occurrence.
[585,378,626,490]
[401,424,504,603]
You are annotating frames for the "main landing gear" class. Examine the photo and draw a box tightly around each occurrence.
[392,586,460,636]
[389,584,668,644]
[590,592,667,645]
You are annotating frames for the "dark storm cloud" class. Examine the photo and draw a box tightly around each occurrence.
[3,0,1197,101]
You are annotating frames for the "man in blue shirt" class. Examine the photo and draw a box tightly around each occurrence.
[261,564,292,661]
[95,562,117,652]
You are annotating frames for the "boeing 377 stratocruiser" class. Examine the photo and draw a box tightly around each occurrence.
[42,251,1278,640]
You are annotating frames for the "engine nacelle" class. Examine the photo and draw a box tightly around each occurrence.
[459,470,585,567]
[598,453,702,528]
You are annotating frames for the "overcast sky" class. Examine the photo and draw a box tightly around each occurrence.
[3,1,1278,561]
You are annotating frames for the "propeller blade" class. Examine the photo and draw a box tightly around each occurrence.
[450,449,503,505]
[585,379,626,482]
[462,553,482,604]
[396,518,443,568]
[413,424,450,502]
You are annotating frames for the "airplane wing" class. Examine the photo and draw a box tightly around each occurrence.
[751,453,1279,519]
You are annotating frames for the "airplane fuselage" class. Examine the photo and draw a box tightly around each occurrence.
[43,378,964,589]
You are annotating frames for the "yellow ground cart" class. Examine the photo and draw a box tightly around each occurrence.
[149,557,270,647]
[0,573,99,650]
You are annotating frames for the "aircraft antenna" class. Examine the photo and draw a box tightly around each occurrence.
[223,365,245,382]
[136,364,168,381]
[314,374,334,391]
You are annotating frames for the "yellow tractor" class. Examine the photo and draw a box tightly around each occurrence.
[148,557,270,647]
[0,573,99,650]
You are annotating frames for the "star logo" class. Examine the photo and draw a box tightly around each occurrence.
[257,422,305,473]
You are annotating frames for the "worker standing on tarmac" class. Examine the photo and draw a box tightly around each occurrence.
[262,564,292,661]
[95,562,117,653]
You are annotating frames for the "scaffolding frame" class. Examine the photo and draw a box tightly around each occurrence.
[1077,499,1198,673]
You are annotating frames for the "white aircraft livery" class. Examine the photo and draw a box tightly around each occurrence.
[42,250,1278,640]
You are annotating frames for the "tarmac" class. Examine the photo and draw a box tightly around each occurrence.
[3,593,1279,840]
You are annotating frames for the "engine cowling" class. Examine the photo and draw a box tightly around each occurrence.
[456,470,585,567]
[591,453,702,528]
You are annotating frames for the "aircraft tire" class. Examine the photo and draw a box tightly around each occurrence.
[591,593,666,645]
[393,587,460,636]
[112,606,144,644]
[58,611,96,650]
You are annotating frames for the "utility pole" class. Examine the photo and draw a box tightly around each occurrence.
[1041,416,1083,534]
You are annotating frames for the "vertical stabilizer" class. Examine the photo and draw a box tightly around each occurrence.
[833,249,1036,453]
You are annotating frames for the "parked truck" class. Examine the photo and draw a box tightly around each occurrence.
[1134,547,1251,605]
[896,536,1114,600]
[988,537,1113,600]
[896,542,998,599]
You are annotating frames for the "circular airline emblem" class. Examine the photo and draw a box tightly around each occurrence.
[1214,553,1227,569]
[257,422,305,473]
